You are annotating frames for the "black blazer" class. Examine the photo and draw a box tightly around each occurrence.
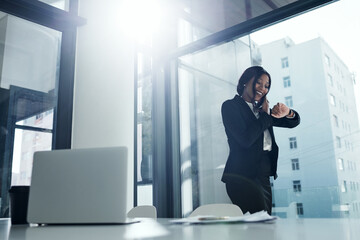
[221,95,300,183]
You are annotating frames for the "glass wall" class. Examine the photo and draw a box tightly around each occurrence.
[0,12,61,217]
[176,1,360,218]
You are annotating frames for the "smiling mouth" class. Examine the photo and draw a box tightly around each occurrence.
[256,91,263,96]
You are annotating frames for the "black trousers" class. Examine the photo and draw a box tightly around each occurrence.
[225,152,273,215]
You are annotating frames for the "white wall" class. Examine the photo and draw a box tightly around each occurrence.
[73,0,135,211]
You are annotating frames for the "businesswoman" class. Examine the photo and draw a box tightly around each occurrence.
[221,66,300,215]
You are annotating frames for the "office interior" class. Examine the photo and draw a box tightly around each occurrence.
[1,0,359,221]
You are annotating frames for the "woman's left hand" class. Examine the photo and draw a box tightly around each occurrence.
[271,102,290,118]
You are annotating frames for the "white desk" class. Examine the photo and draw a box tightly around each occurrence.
[1,217,360,240]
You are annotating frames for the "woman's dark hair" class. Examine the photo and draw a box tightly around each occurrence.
[236,66,271,109]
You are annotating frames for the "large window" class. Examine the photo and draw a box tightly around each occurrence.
[0,12,62,217]
[136,0,358,219]
[0,2,81,218]
[164,0,360,219]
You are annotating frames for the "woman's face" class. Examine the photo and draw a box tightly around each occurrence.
[242,74,270,102]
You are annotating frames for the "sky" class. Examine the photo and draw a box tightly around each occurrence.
[250,0,360,119]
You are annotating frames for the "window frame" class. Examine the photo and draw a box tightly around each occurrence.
[283,76,291,88]
[291,158,300,171]
[338,158,344,171]
[289,137,298,149]
[324,54,330,67]
[281,57,289,68]
[297,203,304,215]
[330,94,336,106]
[285,96,293,107]
[293,180,302,192]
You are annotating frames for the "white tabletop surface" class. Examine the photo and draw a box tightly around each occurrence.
[1,217,360,240]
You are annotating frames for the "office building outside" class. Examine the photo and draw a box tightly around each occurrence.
[257,37,360,218]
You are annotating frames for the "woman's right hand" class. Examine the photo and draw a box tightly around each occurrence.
[262,97,270,114]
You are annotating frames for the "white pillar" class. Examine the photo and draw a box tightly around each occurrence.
[73,0,135,211]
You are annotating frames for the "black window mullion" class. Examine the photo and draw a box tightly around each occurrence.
[53,27,77,150]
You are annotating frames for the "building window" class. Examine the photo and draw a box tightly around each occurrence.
[291,158,300,170]
[328,74,333,86]
[285,96,293,107]
[324,54,330,66]
[333,115,339,127]
[296,203,304,216]
[289,137,297,149]
[341,180,347,193]
[330,94,336,106]
[338,158,344,171]
[281,57,289,68]
[336,136,341,148]
[293,180,301,192]
[283,76,291,87]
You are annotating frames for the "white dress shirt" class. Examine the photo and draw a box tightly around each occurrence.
[244,101,272,151]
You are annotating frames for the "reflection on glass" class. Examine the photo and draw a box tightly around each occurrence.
[178,37,252,217]
[11,129,52,186]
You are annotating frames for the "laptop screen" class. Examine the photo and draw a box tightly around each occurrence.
[27,146,129,224]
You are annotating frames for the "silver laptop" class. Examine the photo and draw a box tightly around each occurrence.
[27,146,135,224]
